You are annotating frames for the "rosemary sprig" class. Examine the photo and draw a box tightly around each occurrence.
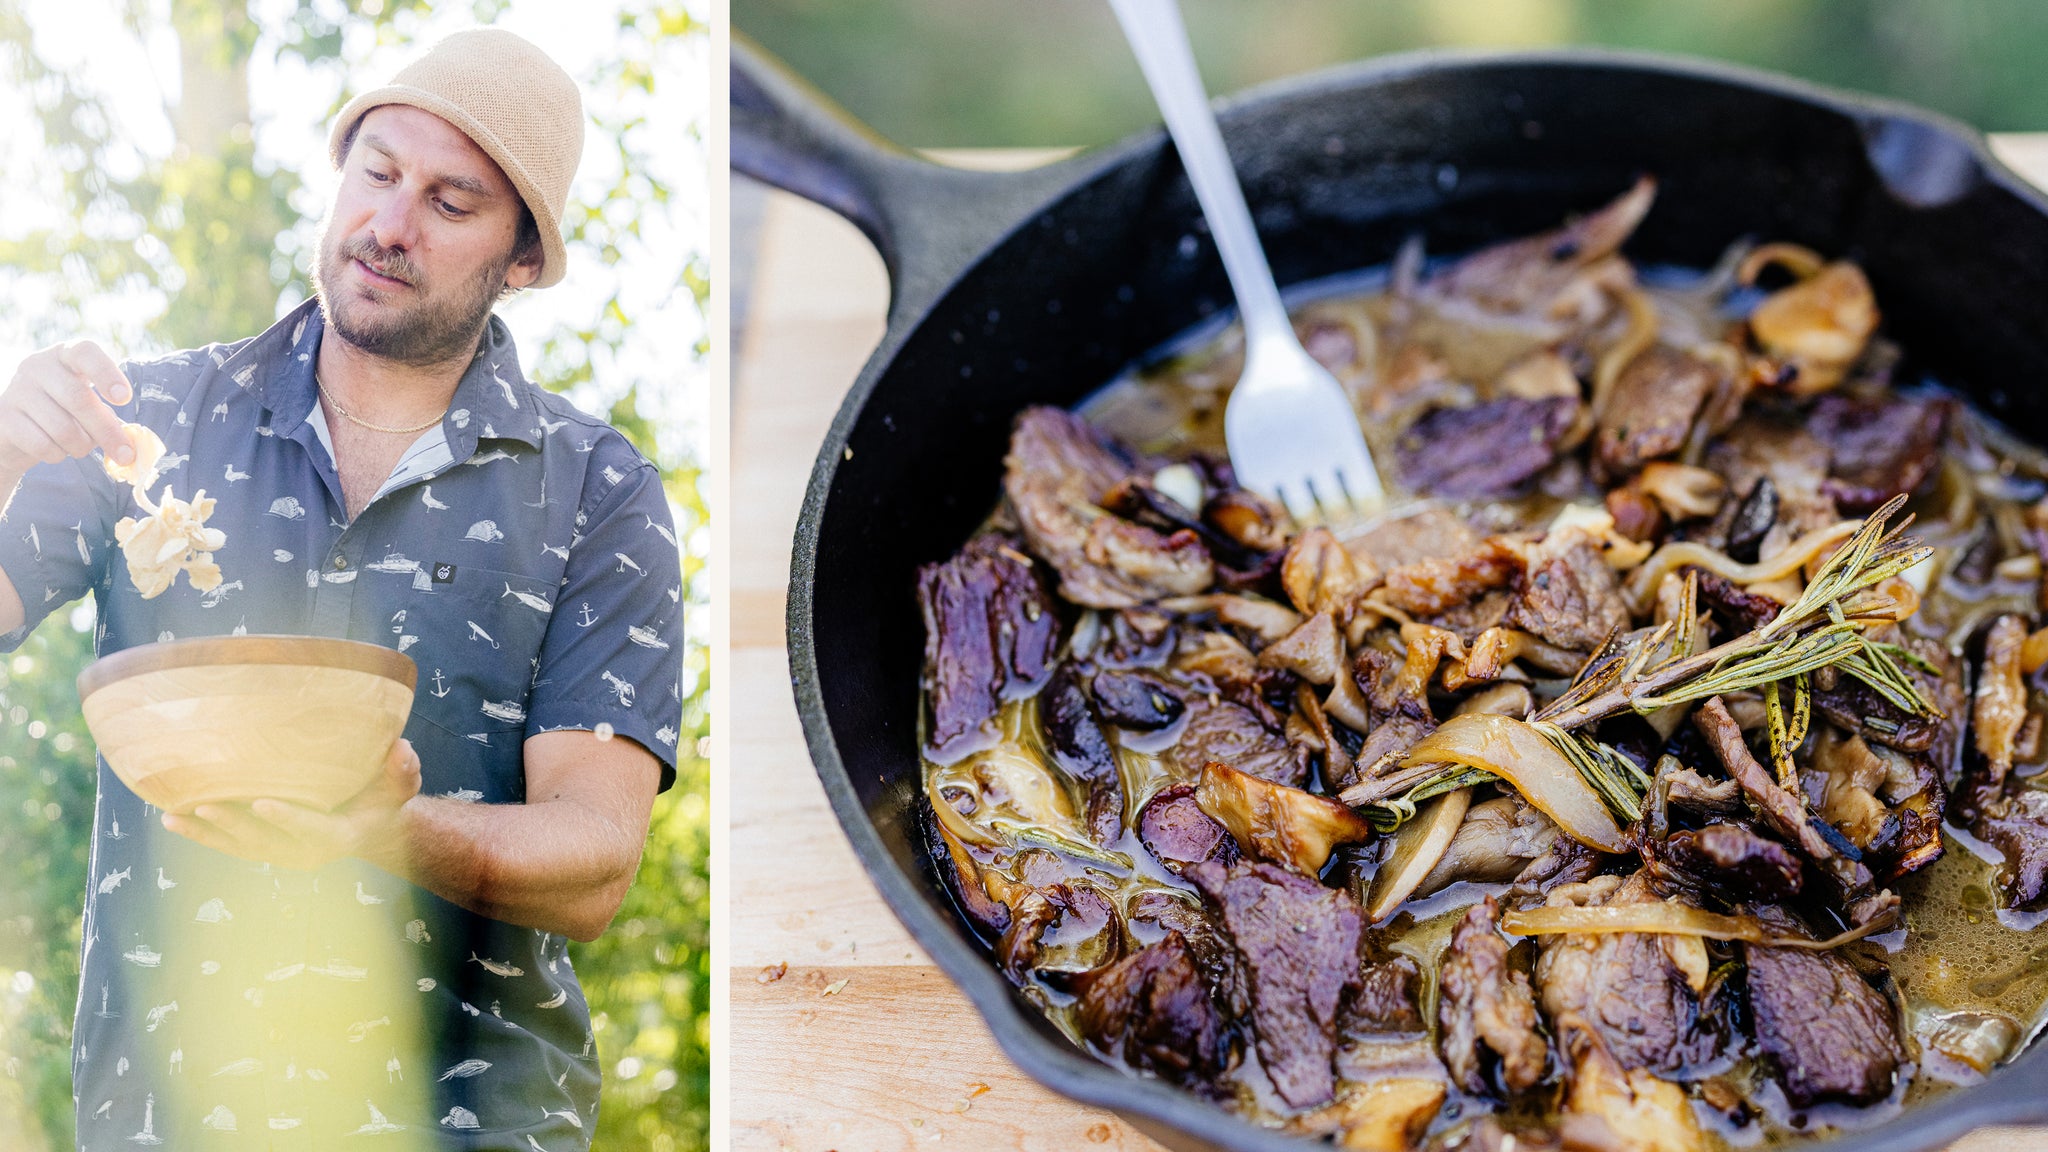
[1537,494,1936,727]
[1356,496,1938,832]
[1359,765,1494,832]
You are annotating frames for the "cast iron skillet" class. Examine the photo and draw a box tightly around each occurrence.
[734,35,2048,1152]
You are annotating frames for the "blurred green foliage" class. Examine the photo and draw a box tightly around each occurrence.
[0,1,708,1149]
[736,0,2048,146]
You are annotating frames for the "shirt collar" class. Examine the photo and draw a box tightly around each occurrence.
[220,298,547,458]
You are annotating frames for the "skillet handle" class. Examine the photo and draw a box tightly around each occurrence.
[731,34,1087,324]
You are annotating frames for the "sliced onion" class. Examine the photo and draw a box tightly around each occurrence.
[1364,787,1472,921]
[1501,901,1893,950]
[1400,713,1627,852]
[1624,519,1859,615]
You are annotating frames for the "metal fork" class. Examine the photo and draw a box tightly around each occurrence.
[1110,0,1384,523]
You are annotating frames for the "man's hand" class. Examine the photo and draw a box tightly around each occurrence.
[1,341,136,481]
[161,738,424,871]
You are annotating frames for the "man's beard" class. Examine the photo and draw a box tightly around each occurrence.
[313,228,511,368]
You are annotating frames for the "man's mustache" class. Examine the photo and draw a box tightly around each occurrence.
[340,237,422,288]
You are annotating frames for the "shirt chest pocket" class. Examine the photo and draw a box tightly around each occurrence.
[396,562,559,731]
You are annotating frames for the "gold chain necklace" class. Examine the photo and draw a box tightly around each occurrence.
[315,373,448,436]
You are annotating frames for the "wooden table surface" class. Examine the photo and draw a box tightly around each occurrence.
[729,138,2048,1152]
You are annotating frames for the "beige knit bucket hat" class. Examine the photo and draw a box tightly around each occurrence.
[328,27,584,289]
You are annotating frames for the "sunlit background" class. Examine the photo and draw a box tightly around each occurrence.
[0,1,709,1148]
[736,0,2048,146]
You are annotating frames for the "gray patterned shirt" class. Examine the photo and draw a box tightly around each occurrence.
[0,298,683,1149]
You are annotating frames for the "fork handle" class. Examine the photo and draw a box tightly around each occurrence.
[1110,0,1294,349]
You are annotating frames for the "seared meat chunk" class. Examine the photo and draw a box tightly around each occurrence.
[1126,889,1251,1020]
[1348,954,1427,1035]
[1504,529,1631,653]
[1960,782,2048,911]
[1535,873,1718,1076]
[1809,392,1953,513]
[1646,822,1803,903]
[918,533,1061,762]
[1172,693,1308,788]
[1437,896,1547,1096]
[1188,860,1363,1110]
[1005,406,1214,607]
[1595,346,1722,479]
[1419,176,1655,326]
[1686,566,1781,633]
[1395,396,1578,500]
[1705,416,1840,555]
[1745,911,1903,1106]
[1695,697,1873,896]
[1040,664,1125,845]
[1138,783,1238,873]
[1075,932,1232,1091]
[1379,539,1521,619]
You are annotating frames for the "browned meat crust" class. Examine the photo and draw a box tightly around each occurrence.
[1138,783,1238,873]
[1419,176,1655,320]
[1187,860,1363,1109]
[1438,896,1548,1096]
[1694,697,1873,896]
[1379,539,1521,618]
[917,533,1061,761]
[1963,785,2048,910]
[1504,531,1631,653]
[1744,912,1902,1106]
[1535,873,1721,1076]
[1173,694,1309,788]
[1075,932,1233,1092]
[1644,822,1803,903]
[1595,346,1721,479]
[1005,406,1215,606]
[1395,396,1579,499]
[1809,392,1954,513]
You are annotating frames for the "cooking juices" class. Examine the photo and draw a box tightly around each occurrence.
[915,179,2048,1149]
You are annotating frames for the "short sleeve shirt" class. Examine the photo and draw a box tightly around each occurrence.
[0,298,683,1149]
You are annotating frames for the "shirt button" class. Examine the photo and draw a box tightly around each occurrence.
[332,554,349,571]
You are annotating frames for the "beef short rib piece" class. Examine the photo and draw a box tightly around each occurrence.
[917,533,1060,762]
[1396,396,1579,500]
[1074,932,1232,1092]
[1745,913,1903,1106]
[1439,895,1548,1096]
[1187,860,1362,1110]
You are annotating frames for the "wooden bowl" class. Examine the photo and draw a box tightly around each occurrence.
[77,635,417,815]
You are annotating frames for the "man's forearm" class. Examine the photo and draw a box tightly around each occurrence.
[365,792,645,942]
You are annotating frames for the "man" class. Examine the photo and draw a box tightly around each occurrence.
[0,28,681,1150]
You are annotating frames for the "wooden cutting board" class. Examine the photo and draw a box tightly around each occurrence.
[729,140,2048,1152]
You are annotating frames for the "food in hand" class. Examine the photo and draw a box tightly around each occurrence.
[104,423,225,599]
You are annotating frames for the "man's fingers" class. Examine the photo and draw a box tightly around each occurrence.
[18,390,99,460]
[163,810,254,861]
[55,341,133,407]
